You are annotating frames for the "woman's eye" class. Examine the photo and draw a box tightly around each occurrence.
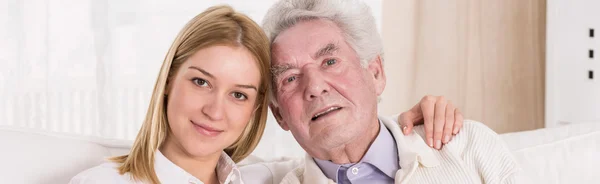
[286,76,297,83]
[192,78,208,87]
[325,58,337,66]
[232,92,247,100]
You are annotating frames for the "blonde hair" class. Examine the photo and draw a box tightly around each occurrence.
[109,5,270,184]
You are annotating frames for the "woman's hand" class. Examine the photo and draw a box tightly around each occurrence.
[397,95,463,149]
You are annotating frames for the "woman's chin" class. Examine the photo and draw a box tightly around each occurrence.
[183,143,225,158]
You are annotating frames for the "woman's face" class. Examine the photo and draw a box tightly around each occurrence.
[165,45,261,158]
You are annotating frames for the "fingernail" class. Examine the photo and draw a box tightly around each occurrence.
[453,127,459,134]
[428,138,433,148]
[435,140,442,149]
[444,135,450,143]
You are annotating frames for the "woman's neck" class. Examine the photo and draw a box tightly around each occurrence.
[159,137,222,184]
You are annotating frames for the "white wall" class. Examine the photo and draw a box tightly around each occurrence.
[378,0,416,116]
[546,0,600,127]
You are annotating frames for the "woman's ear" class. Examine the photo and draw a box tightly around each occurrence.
[164,80,172,96]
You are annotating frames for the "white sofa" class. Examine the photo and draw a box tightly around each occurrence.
[1,123,599,184]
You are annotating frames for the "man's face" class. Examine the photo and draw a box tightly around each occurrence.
[270,19,386,155]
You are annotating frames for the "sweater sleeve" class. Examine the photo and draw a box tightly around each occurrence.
[459,120,528,184]
[500,167,532,184]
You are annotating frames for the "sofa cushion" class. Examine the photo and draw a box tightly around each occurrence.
[0,126,128,184]
[500,122,600,183]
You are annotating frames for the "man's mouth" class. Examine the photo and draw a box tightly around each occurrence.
[311,106,342,121]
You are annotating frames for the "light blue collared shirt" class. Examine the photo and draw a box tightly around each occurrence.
[314,120,400,184]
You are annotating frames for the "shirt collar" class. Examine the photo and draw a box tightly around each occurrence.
[314,120,400,181]
[313,157,340,182]
[378,115,440,168]
[154,150,242,184]
[362,120,400,178]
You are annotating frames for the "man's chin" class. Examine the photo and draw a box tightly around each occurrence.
[308,118,343,134]
[308,126,356,148]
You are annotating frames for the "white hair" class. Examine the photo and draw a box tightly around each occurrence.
[263,0,384,107]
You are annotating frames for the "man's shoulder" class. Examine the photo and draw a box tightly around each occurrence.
[408,120,502,154]
[461,120,497,134]
[455,120,501,142]
[411,120,497,139]
[432,120,507,158]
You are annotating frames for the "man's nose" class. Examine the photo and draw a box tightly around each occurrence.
[303,68,330,101]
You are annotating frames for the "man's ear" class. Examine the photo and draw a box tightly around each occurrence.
[367,55,386,96]
[269,103,289,131]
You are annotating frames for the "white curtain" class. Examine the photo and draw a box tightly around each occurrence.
[0,0,381,158]
[380,0,546,133]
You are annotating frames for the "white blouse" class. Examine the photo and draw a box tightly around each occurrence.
[69,151,242,184]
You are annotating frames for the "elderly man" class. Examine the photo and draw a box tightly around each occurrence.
[241,0,525,183]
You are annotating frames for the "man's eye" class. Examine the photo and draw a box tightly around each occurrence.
[286,76,296,83]
[231,92,247,100]
[325,59,337,66]
[192,78,208,87]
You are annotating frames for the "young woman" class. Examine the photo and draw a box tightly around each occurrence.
[70,5,270,184]
[70,4,462,184]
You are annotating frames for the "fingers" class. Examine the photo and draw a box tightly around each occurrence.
[453,108,464,134]
[400,113,414,135]
[433,97,447,149]
[421,96,436,148]
[443,102,455,144]
[399,103,423,135]
[409,95,463,149]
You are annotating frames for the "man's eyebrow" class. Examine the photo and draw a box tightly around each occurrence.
[188,66,214,79]
[270,63,297,80]
[313,43,339,59]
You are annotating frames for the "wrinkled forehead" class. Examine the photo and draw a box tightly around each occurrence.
[270,19,346,65]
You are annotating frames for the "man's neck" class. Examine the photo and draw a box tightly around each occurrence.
[159,136,221,184]
[322,119,381,164]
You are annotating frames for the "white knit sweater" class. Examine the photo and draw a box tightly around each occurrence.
[240,116,528,184]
